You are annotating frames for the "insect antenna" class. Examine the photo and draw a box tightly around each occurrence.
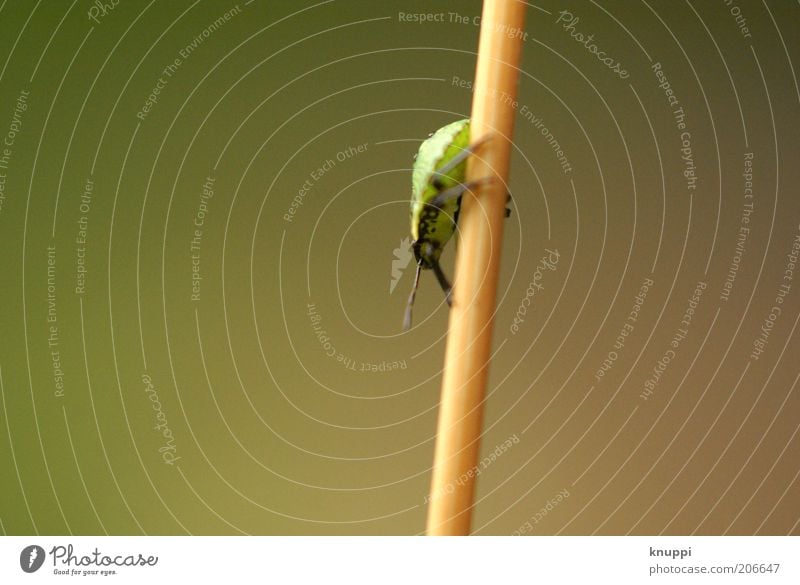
[403,261,423,330]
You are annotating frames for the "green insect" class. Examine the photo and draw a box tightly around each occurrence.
[403,119,507,330]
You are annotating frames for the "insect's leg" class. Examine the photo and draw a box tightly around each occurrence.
[430,176,494,210]
[403,262,423,330]
[506,191,512,218]
[432,134,493,178]
[430,257,453,306]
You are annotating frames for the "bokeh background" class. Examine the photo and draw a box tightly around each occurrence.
[0,0,798,535]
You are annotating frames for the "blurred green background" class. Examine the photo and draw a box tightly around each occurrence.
[0,0,798,535]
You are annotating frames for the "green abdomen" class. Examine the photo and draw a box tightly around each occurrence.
[410,119,470,261]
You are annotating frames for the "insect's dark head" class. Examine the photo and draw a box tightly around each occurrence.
[412,239,440,269]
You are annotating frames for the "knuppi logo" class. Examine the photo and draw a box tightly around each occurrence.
[19,545,45,573]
